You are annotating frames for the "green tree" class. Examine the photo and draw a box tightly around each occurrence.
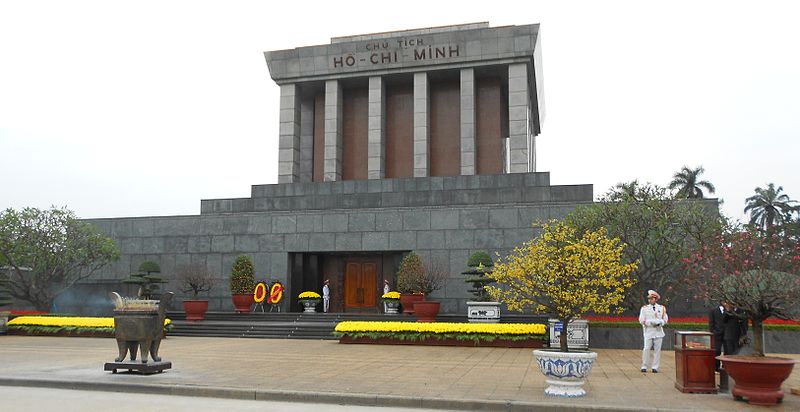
[0,207,120,311]
[396,252,425,294]
[486,221,636,352]
[684,225,800,356]
[229,254,255,294]
[744,183,799,234]
[564,182,722,310]
[668,165,716,199]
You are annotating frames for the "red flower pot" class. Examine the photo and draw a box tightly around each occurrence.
[413,300,441,322]
[399,293,425,314]
[231,293,254,313]
[718,355,796,405]
[183,299,209,322]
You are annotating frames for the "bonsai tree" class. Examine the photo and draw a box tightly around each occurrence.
[485,220,637,352]
[123,261,167,300]
[462,251,495,301]
[684,225,800,356]
[229,255,256,295]
[396,252,426,294]
[175,263,217,299]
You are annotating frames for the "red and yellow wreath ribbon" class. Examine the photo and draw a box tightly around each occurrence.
[253,282,267,303]
[268,282,284,304]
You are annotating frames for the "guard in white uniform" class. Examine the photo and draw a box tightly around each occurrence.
[383,279,390,313]
[639,289,668,373]
[322,279,330,313]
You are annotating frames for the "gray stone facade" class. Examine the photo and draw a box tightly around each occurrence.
[89,172,592,313]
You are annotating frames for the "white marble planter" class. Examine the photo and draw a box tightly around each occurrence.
[383,300,400,314]
[300,300,318,313]
[532,349,597,397]
[466,301,500,323]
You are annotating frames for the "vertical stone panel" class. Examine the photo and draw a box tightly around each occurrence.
[413,72,429,177]
[385,83,413,178]
[367,76,385,179]
[299,96,315,182]
[460,68,476,175]
[508,63,530,173]
[324,80,343,181]
[278,84,300,183]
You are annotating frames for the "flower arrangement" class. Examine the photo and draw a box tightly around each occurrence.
[381,291,400,301]
[7,315,171,336]
[298,291,322,302]
[334,321,546,343]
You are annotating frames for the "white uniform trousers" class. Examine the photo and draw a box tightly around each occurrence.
[641,336,663,370]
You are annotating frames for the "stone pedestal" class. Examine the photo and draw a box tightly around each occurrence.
[467,301,500,323]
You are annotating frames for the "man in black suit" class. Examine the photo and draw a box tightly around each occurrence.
[708,301,726,371]
[722,301,748,356]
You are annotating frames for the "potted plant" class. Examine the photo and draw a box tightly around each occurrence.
[462,251,500,323]
[381,291,401,314]
[230,255,256,313]
[175,263,217,321]
[412,256,449,322]
[123,261,168,300]
[297,291,322,313]
[486,220,636,397]
[684,225,800,405]
[396,252,426,314]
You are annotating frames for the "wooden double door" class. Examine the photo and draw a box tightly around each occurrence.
[344,259,378,309]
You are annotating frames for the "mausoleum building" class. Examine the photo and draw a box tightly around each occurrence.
[88,23,593,314]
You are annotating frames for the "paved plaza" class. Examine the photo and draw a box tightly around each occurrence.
[0,335,798,411]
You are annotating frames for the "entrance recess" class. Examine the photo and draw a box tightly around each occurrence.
[344,261,377,309]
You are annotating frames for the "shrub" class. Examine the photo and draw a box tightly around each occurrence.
[230,255,255,294]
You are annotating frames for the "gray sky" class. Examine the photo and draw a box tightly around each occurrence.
[1,0,798,222]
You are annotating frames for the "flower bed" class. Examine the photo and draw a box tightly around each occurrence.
[583,316,800,331]
[334,321,546,347]
[6,316,172,337]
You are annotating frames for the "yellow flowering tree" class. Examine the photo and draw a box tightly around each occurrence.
[486,221,637,352]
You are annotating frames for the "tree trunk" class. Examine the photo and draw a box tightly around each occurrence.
[752,319,765,357]
[560,317,569,352]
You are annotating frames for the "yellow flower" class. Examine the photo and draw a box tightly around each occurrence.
[8,316,171,329]
[335,321,546,336]
[381,291,401,300]
[298,291,321,299]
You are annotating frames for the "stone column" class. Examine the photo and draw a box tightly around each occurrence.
[508,63,531,173]
[367,76,385,179]
[278,84,300,183]
[298,97,314,182]
[413,72,429,178]
[324,80,343,181]
[460,68,476,175]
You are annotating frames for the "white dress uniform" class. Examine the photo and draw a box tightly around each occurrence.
[639,301,668,371]
[322,282,330,313]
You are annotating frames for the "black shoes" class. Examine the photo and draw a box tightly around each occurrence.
[640,368,647,372]
[652,369,658,373]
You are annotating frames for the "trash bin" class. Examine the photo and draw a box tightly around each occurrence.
[674,331,717,393]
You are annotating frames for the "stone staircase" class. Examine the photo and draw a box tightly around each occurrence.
[166,311,546,340]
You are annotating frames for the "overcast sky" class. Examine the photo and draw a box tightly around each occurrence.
[1,0,798,222]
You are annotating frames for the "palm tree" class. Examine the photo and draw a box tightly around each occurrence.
[744,183,799,232]
[669,166,716,199]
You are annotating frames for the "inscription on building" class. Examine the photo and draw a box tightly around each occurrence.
[331,37,462,69]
